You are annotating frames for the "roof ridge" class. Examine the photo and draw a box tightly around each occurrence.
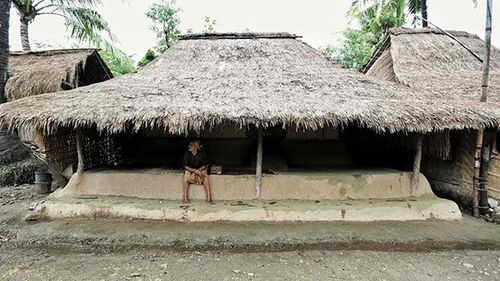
[9,48,98,56]
[180,32,300,40]
[389,27,479,39]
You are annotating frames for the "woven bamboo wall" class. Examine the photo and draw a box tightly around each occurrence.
[422,130,475,205]
[489,157,500,199]
[44,128,122,175]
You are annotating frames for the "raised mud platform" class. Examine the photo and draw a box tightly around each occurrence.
[37,169,462,221]
[55,169,433,200]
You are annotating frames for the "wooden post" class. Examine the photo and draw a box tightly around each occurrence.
[473,130,484,218]
[412,135,423,194]
[473,0,493,218]
[479,142,491,214]
[76,128,85,174]
[255,127,263,198]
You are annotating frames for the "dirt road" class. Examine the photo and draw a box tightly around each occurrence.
[1,248,499,281]
[1,185,500,280]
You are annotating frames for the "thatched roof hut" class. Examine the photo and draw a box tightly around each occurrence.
[0,33,499,135]
[1,49,112,187]
[363,28,500,203]
[6,49,112,101]
[364,28,500,102]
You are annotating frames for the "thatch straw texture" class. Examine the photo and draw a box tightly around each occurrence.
[1,33,500,135]
[365,28,500,103]
[6,49,112,101]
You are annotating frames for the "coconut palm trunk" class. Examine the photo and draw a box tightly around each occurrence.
[0,1,43,187]
[0,0,10,142]
[0,0,10,102]
[12,0,118,55]
[20,19,31,52]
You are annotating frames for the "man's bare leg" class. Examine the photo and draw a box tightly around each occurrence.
[183,181,190,203]
[203,176,212,203]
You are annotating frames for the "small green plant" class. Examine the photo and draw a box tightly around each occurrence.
[137,49,158,68]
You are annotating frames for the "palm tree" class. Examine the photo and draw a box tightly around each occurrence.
[0,0,10,103]
[349,0,425,30]
[11,0,116,52]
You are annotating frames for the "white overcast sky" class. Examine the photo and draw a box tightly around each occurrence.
[8,0,500,61]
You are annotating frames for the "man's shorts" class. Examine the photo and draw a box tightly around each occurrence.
[183,170,208,185]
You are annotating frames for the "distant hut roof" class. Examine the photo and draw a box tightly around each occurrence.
[6,49,113,101]
[364,27,500,102]
[1,32,500,135]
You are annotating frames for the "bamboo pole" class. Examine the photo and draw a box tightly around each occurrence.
[422,19,483,63]
[421,0,428,28]
[76,128,85,174]
[255,127,263,198]
[473,0,493,218]
[412,135,423,194]
[480,0,493,103]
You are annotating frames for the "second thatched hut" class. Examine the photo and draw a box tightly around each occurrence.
[364,27,500,205]
[0,49,112,186]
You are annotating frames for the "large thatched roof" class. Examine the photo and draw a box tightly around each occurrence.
[1,32,500,135]
[364,28,500,102]
[6,49,112,101]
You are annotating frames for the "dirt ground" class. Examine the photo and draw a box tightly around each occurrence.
[0,184,43,206]
[1,248,499,280]
[1,185,500,281]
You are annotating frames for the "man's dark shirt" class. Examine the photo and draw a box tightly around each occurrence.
[183,151,207,169]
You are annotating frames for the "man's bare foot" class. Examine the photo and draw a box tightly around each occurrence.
[206,198,213,204]
[183,199,190,204]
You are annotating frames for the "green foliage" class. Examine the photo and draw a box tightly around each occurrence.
[98,49,135,77]
[349,0,417,44]
[327,0,423,71]
[203,16,216,33]
[146,0,180,53]
[349,0,421,29]
[11,0,117,52]
[320,29,376,71]
[137,49,157,67]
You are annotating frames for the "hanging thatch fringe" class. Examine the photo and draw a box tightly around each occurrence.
[0,33,499,135]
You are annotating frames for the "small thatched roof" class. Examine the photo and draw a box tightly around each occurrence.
[364,28,500,103]
[6,49,112,101]
[1,32,500,135]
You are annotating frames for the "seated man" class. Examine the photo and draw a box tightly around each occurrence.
[182,140,212,203]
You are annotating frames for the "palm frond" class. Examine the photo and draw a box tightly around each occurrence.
[58,6,118,52]
[347,0,376,19]
[49,0,102,8]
